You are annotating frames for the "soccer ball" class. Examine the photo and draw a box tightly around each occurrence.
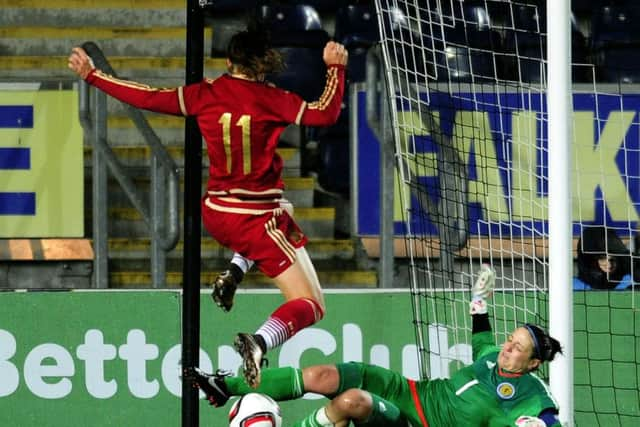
[228,393,283,427]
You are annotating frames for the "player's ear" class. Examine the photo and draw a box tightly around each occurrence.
[527,358,541,372]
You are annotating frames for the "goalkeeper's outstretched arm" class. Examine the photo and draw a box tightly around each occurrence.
[469,264,497,359]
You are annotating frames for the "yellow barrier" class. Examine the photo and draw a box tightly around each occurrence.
[0,90,83,237]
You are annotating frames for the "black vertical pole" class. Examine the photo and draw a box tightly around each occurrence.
[183,1,204,426]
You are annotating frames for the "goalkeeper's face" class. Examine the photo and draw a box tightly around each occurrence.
[498,328,541,374]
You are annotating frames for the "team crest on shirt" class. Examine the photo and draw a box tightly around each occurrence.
[496,382,515,399]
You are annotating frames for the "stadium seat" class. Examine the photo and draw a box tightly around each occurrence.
[432,1,502,82]
[590,3,640,82]
[461,1,492,31]
[316,98,350,196]
[500,30,545,83]
[258,4,323,32]
[267,47,327,101]
[295,0,340,14]
[256,4,329,47]
[591,3,640,50]
[257,4,330,100]
[334,4,379,82]
[334,4,379,45]
[200,0,263,13]
[498,0,587,83]
[511,1,546,32]
[428,25,498,82]
[595,45,640,83]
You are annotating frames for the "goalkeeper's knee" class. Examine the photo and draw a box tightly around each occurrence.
[353,393,406,427]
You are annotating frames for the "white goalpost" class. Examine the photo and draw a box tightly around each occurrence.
[546,0,573,424]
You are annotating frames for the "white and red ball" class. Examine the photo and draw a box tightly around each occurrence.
[228,393,283,427]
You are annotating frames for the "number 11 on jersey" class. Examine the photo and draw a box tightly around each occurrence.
[219,112,252,174]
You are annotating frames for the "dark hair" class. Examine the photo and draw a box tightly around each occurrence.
[577,226,630,289]
[226,29,285,79]
[523,324,563,363]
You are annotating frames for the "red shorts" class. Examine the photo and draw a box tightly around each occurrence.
[201,196,308,278]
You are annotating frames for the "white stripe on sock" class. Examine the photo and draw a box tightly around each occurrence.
[315,407,335,426]
[256,317,289,350]
[231,253,253,273]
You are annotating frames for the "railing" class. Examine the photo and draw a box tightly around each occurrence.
[364,45,395,288]
[77,42,180,289]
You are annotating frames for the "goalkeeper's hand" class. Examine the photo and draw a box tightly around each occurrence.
[469,264,495,315]
[515,416,547,427]
[472,264,495,299]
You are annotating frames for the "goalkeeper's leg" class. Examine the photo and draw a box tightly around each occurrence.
[293,389,406,427]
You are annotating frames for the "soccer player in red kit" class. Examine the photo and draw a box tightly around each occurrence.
[68,30,348,388]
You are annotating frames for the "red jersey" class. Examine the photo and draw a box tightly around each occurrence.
[85,65,345,198]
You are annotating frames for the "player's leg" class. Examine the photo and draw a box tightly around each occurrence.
[186,365,406,426]
[211,252,253,312]
[185,365,307,407]
[236,247,325,387]
[235,206,326,387]
[185,364,340,407]
[294,390,406,427]
[211,198,293,312]
[329,362,423,426]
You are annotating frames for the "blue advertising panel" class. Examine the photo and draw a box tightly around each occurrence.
[356,90,640,236]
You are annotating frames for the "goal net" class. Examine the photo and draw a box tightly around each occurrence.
[373,1,640,425]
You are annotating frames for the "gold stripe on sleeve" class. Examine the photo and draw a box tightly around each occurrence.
[295,101,307,125]
[178,86,188,116]
[94,70,175,93]
[307,67,338,111]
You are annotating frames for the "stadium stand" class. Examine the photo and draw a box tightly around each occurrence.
[257,4,330,101]
[334,3,379,83]
[590,2,640,82]
[311,3,378,196]
[1,0,376,288]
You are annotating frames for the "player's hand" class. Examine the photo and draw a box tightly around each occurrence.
[469,264,495,315]
[68,47,95,80]
[323,41,348,67]
[515,415,546,427]
[472,264,495,299]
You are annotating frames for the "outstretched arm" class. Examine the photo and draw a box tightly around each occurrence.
[68,47,185,116]
[297,41,349,127]
[470,264,497,359]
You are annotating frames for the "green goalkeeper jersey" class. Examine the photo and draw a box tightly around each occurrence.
[419,331,559,426]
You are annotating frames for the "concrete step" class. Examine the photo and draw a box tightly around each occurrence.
[2,9,185,28]
[89,175,316,209]
[96,111,301,147]
[109,270,378,288]
[83,145,301,173]
[107,237,357,270]
[0,27,212,57]
[99,206,336,239]
[0,56,226,80]
[2,8,185,28]
[79,112,299,148]
[0,0,186,27]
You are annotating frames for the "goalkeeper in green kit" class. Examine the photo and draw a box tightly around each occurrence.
[186,265,563,426]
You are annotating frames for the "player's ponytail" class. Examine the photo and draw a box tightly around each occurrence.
[227,28,284,79]
[524,324,563,363]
